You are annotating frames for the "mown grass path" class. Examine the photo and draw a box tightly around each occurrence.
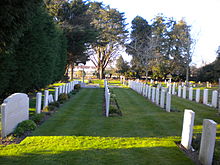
[0,88,194,165]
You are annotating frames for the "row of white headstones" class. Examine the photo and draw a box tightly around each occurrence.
[0,80,80,137]
[129,80,171,112]
[128,80,217,165]
[104,80,110,117]
[36,81,80,113]
[173,84,218,108]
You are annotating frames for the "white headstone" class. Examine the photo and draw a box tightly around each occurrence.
[203,89,208,105]
[152,87,156,102]
[36,92,42,114]
[160,90,165,108]
[148,86,151,100]
[1,93,29,137]
[182,86,186,99]
[211,90,218,108]
[166,92,171,112]
[199,119,217,165]
[196,88,200,103]
[178,86,182,97]
[55,87,59,102]
[181,109,195,150]
[48,94,54,103]
[145,85,148,97]
[106,92,110,117]
[59,86,62,94]
[172,83,176,95]
[189,87,193,101]
[43,90,49,108]
[156,88,160,105]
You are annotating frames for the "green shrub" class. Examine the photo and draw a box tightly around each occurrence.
[49,101,60,108]
[192,134,201,151]
[31,113,45,124]
[14,120,37,137]
[58,93,68,103]
[74,84,81,90]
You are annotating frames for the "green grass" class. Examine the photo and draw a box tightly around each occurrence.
[0,88,194,165]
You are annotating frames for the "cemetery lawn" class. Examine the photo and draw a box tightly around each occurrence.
[0,88,198,165]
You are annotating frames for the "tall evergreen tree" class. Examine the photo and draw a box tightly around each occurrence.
[89,2,128,79]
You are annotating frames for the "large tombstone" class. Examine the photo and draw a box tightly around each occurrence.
[196,88,200,103]
[182,86,186,99]
[189,87,193,101]
[211,90,218,108]
[36,92,42,114]
[160,90,165,108]
[203,89,208,105]
[1,93,29,137]
[181,110,195,150]
[166,92,171,112]
[178,86,182,97]
[199,119,217,165]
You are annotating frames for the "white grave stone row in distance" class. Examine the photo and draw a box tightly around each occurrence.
[36,80,78,114]
[129,80,171,112]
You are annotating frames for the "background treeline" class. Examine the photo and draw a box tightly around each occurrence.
[0,0,67,98]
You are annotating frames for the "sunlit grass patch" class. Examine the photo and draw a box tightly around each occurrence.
[0,136,180,155]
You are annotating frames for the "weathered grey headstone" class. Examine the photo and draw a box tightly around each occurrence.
[182,86,186,99]
[55,87,59,102]
[36,92,42,114]
[189,87,193,101]
[199,119,217,165]
[43,90,49,108]
[211,90,218,108]
[166,92,171,112]
[203,89,208,105]
[1,93,29,137]
[152,87,156,102]
[160,90,165,108]
[196,88,200,103]
[181,109,195,150]
[156,88,160,105]
[178,86,182,97]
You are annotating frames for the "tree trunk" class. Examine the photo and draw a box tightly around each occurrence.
[186,65,189,86]
[145,69,149,82]
[99,67,103,79]
[71,65,74,80]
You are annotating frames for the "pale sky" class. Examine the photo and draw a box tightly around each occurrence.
[88,0,220,67]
